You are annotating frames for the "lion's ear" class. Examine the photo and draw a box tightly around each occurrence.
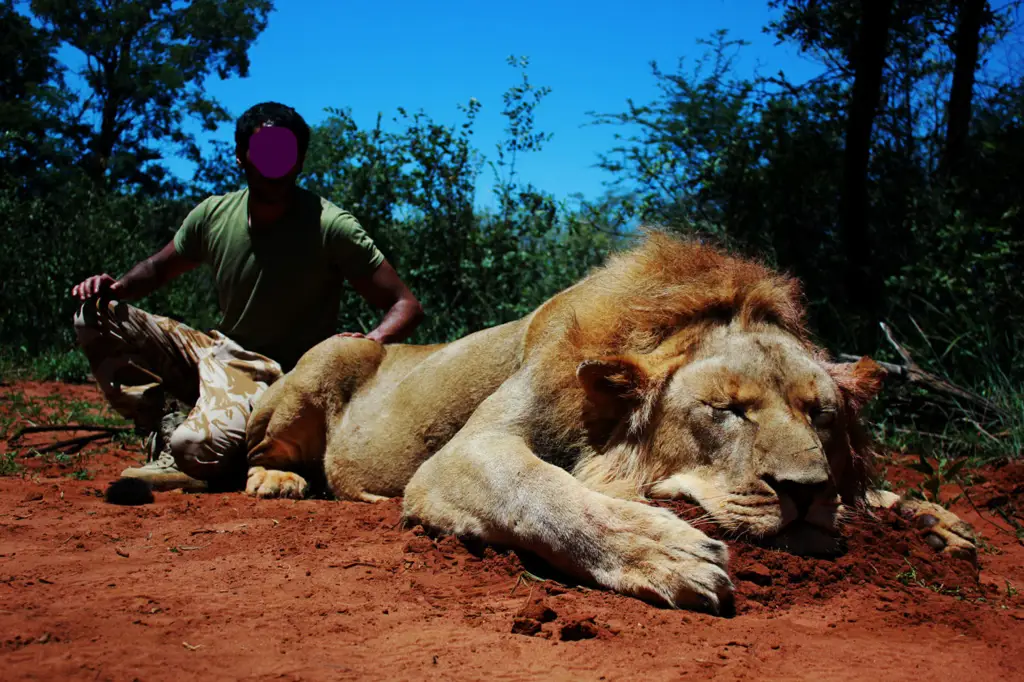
[823,356,886,505]
[825,356,886,414]
[576,356,652,412]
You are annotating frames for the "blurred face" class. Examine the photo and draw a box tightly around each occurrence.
[237,125,303,204]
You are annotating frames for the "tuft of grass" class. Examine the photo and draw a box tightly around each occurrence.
[0,388,139,480]
[0,452,23,477]
[895,558,979,602]
[69,468,93,481]
[0,346,92,384]
[870,339,1023,469]
[903,454,969,508]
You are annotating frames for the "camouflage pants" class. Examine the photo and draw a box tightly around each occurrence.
[73,299,282,483]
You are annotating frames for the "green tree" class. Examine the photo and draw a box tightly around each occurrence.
[942,0,991,182]
[838,0,895,318]
[0,0,76,195]
[28,0,273,195]
[297,58,617,344]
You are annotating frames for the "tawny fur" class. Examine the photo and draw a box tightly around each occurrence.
[244,230,977,610]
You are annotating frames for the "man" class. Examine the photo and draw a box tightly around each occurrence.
[71,102,423,492]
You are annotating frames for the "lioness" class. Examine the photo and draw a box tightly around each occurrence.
[245,232,976,612]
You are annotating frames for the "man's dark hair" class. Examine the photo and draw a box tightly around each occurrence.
[235,102,311,159]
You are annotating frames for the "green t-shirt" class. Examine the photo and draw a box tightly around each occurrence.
[173,187,384,370]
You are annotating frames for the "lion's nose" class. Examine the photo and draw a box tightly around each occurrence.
[761,475,828,520]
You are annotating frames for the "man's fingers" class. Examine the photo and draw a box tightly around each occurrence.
[72,275,113,300]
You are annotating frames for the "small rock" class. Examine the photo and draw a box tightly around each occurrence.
[519,601,557,623]
[23,492,43,502]
[511,617,542,636]
[736,562,772,587]
[403,536,434,554]
[560,617,600,641]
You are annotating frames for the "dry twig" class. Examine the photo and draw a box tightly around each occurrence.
[838,321,1006,418]
[12,424,131,439]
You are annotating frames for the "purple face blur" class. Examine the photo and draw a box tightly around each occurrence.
[240,125,302,204]
[249,126,298,178]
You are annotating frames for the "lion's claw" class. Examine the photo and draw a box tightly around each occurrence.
[899,498,977,563]
[594,499,734,614]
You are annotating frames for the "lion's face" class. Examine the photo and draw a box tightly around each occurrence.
[650,326,861,554]
[578,324,881,556]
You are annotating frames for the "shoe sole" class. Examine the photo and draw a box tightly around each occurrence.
[120,469,208,492]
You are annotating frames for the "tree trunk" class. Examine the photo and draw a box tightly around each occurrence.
[943,0,988,183]
[840,0,895,319]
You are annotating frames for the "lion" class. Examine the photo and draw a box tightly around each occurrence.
[244,231,976,613]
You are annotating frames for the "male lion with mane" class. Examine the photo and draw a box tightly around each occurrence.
[245,231,976,613]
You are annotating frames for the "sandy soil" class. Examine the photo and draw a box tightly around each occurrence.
[1,381,1022,681]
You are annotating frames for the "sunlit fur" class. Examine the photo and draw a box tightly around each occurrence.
[248,230,887,569]
[523,232,887,553]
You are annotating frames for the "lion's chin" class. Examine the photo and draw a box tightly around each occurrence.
[760,521,846,557]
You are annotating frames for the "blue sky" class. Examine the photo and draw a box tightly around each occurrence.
[34,1,1024,206]
[157,0,826,206]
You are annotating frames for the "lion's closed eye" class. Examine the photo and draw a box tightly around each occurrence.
[809,407,836,428]
[701,400,747,422]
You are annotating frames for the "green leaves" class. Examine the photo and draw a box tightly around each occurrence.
[293,60,618,345]
[26,0,272,193]
[907,454,970,508]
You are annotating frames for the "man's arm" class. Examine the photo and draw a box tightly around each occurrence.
[71,240,201,302]
[343,260,424,344]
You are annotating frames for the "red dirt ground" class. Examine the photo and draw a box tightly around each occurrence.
[1,381,1022,681]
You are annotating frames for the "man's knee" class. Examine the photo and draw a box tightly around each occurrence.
[73,299,119,345]
[169,423,246,483]
[73,301,99,345]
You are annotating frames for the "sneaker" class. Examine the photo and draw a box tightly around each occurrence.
[120,411,207,492]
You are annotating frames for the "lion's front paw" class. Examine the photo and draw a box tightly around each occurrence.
[592,499,734,614]
[899,498,977,563]
[866,490,977,563]
[246,466,309,499]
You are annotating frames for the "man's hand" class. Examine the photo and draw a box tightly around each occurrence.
[346,260,424,345]
[72,274,121,300]
[70,241,199,303]
[336,331,369,340]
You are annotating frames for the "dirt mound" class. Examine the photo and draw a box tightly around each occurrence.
[656,502,984,613]
[969,460,1024,510]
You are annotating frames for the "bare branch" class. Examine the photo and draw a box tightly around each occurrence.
[839,321,1007,418]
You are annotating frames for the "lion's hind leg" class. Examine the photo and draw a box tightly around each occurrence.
[245,429,314,500]
[244,370,326,500]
